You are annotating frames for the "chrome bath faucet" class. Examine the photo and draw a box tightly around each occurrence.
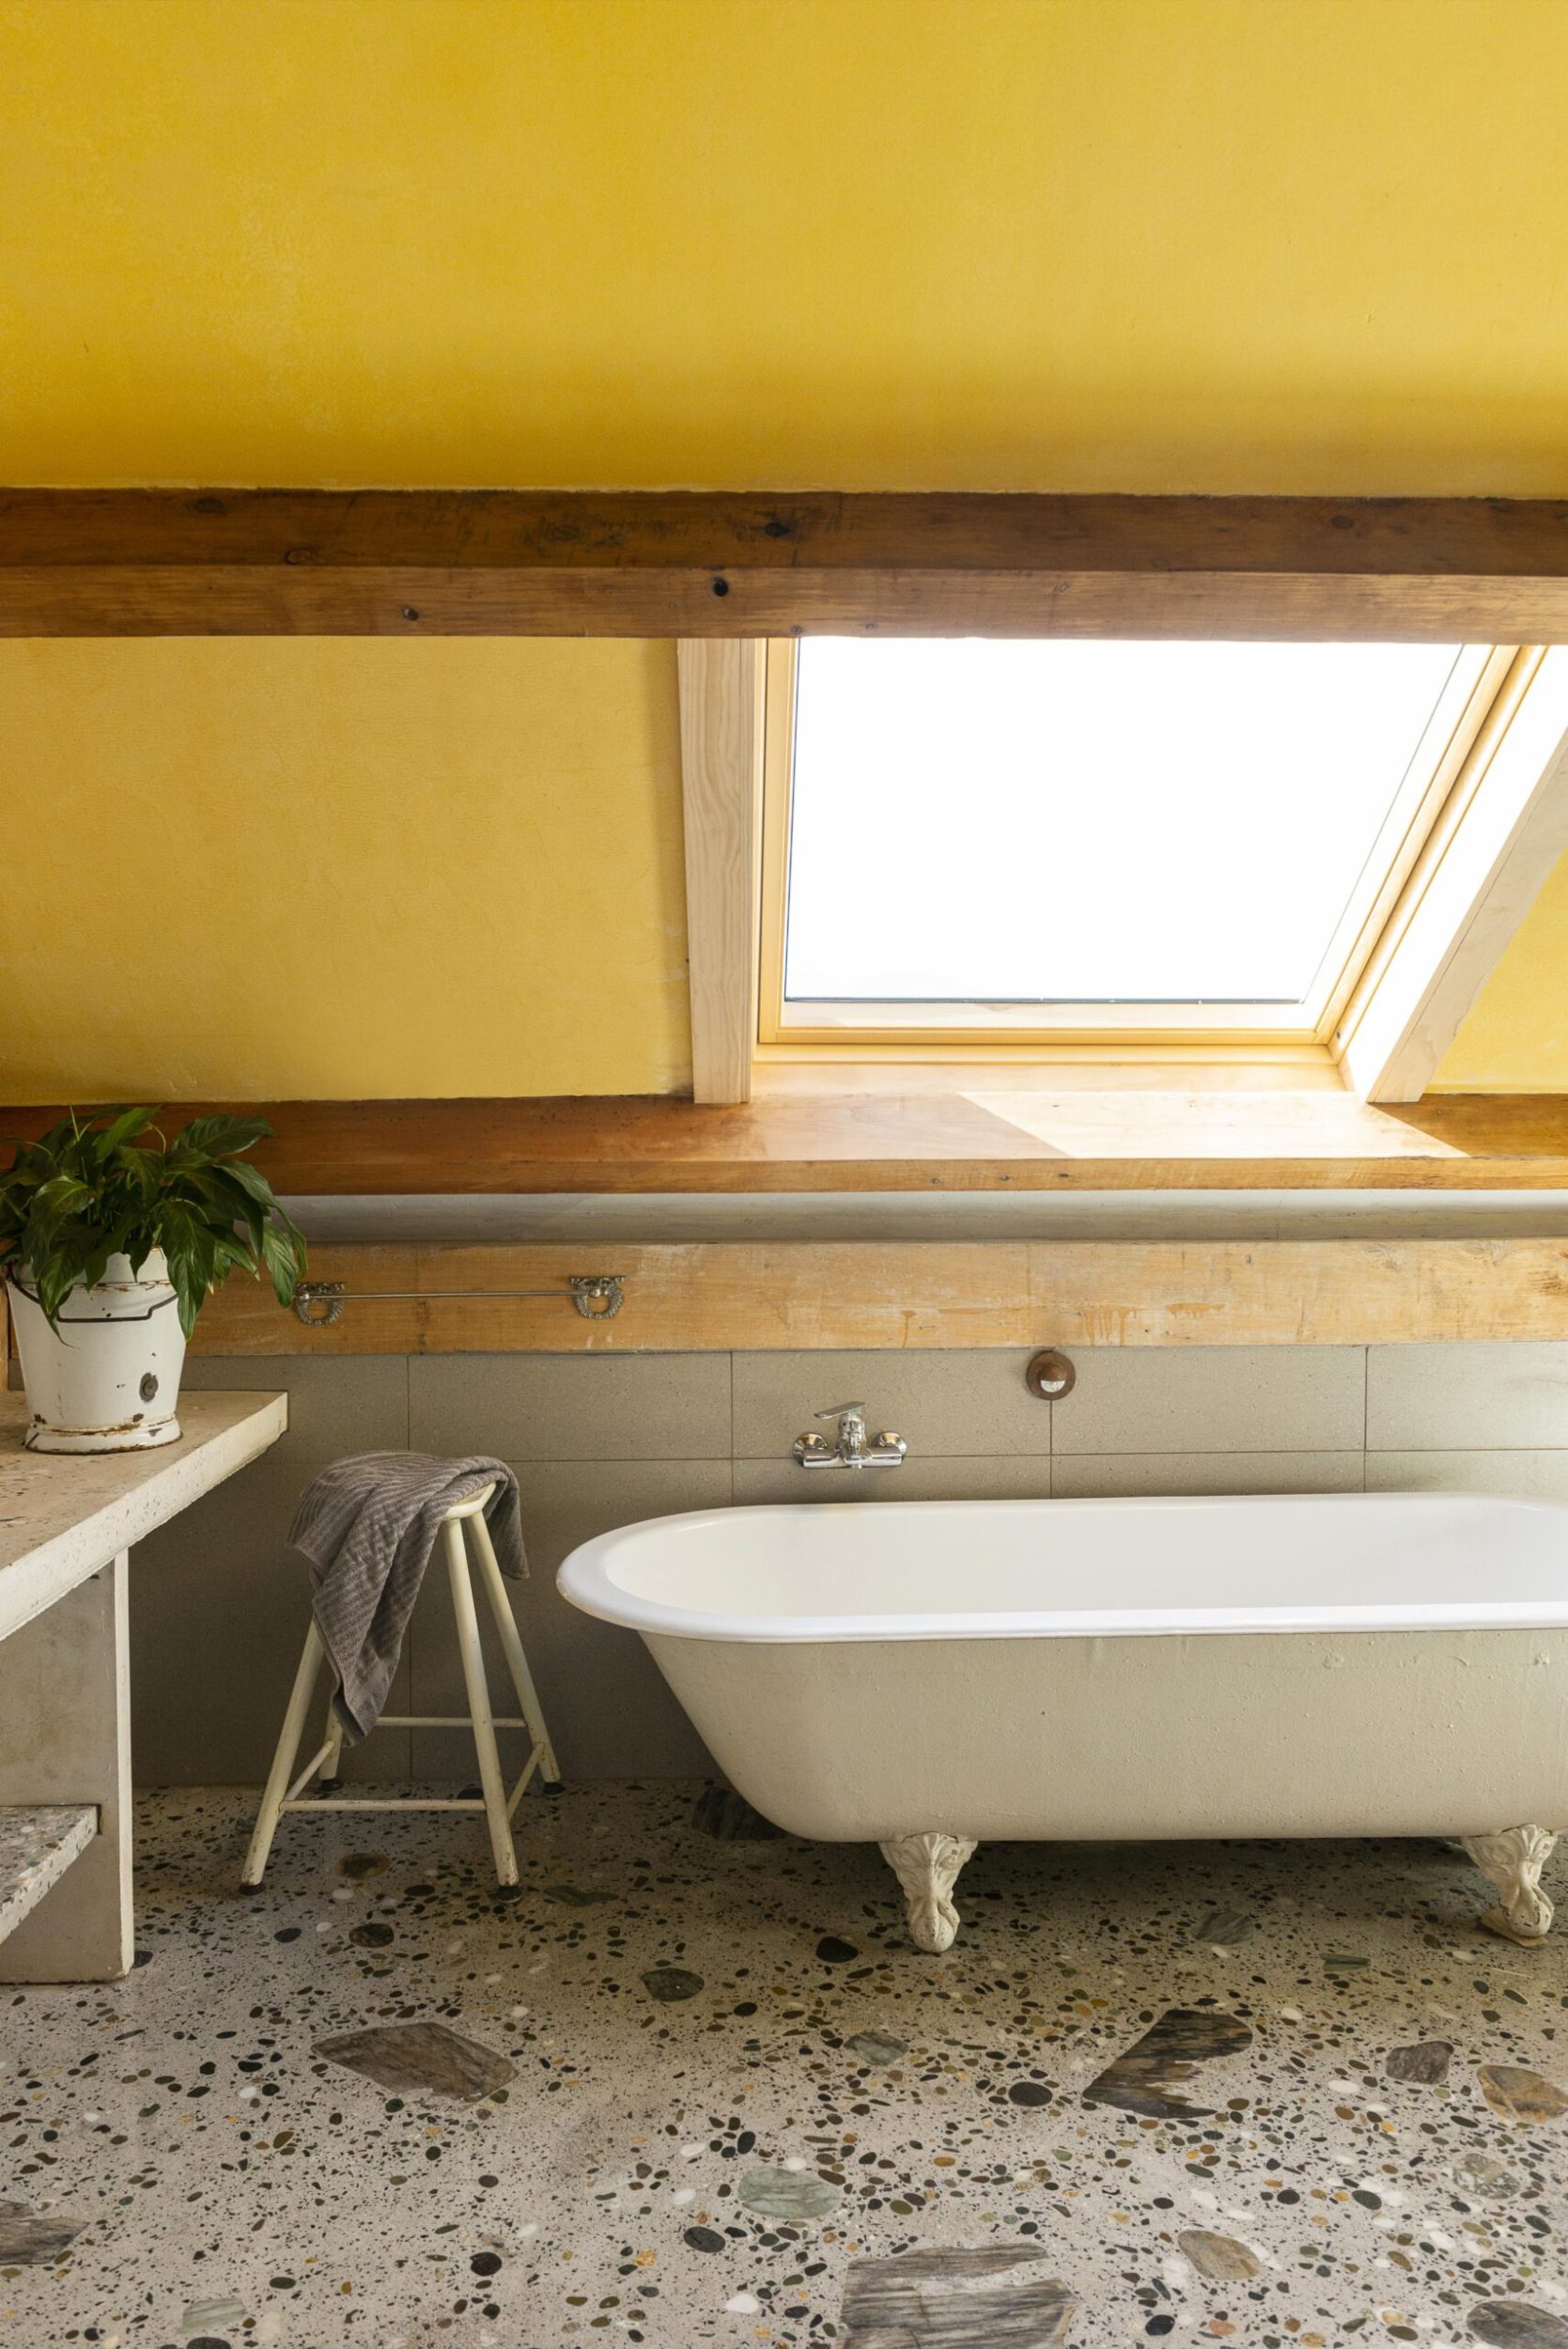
[792,1402,908,1471]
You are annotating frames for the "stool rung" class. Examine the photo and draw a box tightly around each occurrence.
[285,1742,550,1820]
[280,1796,492,1812]
[285,1719,536,1805]
[286,1738,338,1802]
[507,1740,550,1817]
[374,1715,529,1730]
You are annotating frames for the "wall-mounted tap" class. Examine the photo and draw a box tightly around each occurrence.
[793,1403,908,1471]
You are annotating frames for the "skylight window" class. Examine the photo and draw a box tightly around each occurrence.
[760,636,1500,1045]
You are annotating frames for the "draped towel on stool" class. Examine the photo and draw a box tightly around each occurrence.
[290,1452,526,1738]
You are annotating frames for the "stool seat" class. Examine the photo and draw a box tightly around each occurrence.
[439,1484,498,1521]
[241,1485,560,1890]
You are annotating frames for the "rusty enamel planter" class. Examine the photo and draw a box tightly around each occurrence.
[8,1248,187,1453]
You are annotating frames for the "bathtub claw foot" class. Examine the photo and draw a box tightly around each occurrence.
[1462,1826,1558,1946]
[879,1833,978,1953]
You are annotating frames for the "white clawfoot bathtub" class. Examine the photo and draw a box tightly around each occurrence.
[558,1492,1568,1953]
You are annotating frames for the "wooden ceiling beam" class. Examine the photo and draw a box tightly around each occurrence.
[5,490,1568,636]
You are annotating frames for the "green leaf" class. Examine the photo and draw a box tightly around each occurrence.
[220,1155,287,1207]
[31,1172,96,1218]
[99,1104,161,1153]
[260,1217,307,1306]
[167,1114,272,1163]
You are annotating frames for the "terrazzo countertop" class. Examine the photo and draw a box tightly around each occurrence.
[1,1783,1566,2346]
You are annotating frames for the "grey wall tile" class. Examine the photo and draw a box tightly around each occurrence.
[1053,1345,1366,1455]
[733,1455,1051,1507]
[1367,1343,1568,1451]
[179,1354,409,1455]
[731,1348,1052,1459]
[409,1458,729,1781]
[1053,1451,1364,1499]
[135,1358,412,1783]
[132,1444,411,1786]
[1366,1448,1568,1500]
[410,1351,730,1460]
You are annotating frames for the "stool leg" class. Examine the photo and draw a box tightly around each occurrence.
[241,1622,326,1888]
[317,1694,345,1791]
[468,1509,563,1785]
[445,1517,519,1887]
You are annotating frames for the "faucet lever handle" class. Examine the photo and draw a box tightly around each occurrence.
[815,1402,865,1422]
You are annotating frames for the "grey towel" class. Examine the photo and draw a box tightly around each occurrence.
[290,1452,527,1740]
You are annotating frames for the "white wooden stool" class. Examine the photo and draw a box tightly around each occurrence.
[241,1485,560,1890]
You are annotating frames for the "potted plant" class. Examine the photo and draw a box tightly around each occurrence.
[0,1108,307,1455]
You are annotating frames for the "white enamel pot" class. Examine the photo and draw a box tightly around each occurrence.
[8,1248,187,1454]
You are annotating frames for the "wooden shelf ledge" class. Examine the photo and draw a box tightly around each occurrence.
[6,1091,1568,1196]
[0,1807,96,1949]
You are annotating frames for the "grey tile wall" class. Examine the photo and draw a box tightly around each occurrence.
[1366,1342,1568,1451]
[132,1358,413,1787]
[731,1349,1051,1460]
[410,1352,732,1461]
[1051,1451,1363,1498]
[1364,1450,1568,1499]
[129,1339,1568,1785]
[1055,1345,1367,1455]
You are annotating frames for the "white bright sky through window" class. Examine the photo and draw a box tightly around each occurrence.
[783,638,1463,1005]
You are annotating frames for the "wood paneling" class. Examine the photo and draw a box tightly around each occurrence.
[189,1237,1568,1353]
[677,640,763,1104]
[8,490,1568,637]
[7,1091,1568,1195]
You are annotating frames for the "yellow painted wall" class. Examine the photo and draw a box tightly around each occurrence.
[5,625,1555,1104]
[1436,863,1568,1094]
[0,642,690,1100]
[6,0,1568,1096]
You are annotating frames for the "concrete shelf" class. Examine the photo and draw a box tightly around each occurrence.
[0,1805,97,1948]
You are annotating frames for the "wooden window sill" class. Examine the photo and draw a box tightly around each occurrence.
[6,1090,1568,1194]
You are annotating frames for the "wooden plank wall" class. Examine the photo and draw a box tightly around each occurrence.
[188,1238,1568,1353]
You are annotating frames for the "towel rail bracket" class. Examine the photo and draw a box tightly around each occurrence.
[290,1274,626,1328]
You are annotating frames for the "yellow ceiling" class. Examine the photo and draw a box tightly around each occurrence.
[4,0,1568,493]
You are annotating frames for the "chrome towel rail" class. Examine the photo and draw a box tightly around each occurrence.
[291,1273,626,1328]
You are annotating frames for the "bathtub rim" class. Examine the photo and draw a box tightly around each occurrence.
[555,1488,1568,1646]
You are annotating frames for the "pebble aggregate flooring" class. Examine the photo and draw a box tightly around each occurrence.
[2,1783,1567,2348]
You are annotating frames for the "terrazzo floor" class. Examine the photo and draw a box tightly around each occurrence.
[3,1783,1567,2348]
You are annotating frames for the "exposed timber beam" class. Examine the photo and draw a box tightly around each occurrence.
[6,490,1568,637]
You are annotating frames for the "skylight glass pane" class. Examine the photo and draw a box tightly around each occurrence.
[783,638,1463,1005]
